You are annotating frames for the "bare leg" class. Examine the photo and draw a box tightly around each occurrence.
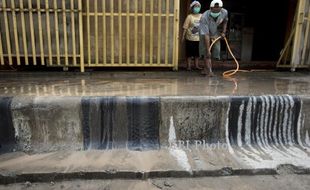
[194,57,202,70]
[202,58,214,77]
[186,57,192,71]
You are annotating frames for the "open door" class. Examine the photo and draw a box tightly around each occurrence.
[278,0,310,70]
[291,0,310,70]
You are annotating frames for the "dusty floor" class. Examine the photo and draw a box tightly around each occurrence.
[0,175,310,190]
[0,71,309,96]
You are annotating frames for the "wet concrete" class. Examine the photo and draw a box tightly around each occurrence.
[0,149,309,184]
[1,175,310,190]
[10,97,83,153]
[0,71,310,184]
[0,97,14,152]
[0,71,310,96]
[160,97,229,145]
[0,95,309,154]
[81,97,160,150]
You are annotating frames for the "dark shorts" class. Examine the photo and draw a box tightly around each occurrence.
[185,40,200,57]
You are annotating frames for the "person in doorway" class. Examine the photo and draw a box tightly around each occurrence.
[182,1,203,71]
[199,0,228,76]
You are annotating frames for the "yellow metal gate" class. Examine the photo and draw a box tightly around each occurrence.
[0,0,180,72]
[0,0,84,70]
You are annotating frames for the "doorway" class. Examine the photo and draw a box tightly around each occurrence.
[180,0,294,62]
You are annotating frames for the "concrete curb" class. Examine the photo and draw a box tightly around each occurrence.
[1,95,310,153]
[1,165,309,185]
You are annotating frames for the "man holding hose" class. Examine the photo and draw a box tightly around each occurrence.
[200,0,228,76]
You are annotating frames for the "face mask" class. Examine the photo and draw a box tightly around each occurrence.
[210,12,221,18]
[193,7,201,14]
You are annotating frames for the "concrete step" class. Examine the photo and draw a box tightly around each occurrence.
[0,95,310,184]
[0,149,309,184]
[1,95,310,153]
[2,175,310,190]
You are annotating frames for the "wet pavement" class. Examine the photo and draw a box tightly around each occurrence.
[0,71,309,96]
[0,70,310,188]
[1,175,310,190]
